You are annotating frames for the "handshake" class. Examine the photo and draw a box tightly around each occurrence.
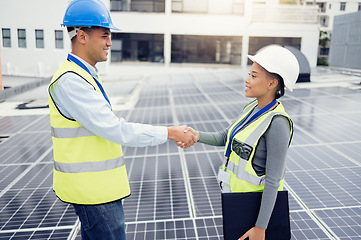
[167,125,200,149]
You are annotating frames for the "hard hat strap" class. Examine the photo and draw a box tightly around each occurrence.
[68,27,82,40]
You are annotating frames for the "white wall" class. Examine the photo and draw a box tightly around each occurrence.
[320,0,361,32]
[0,0,71,77]
[0,0,114,77]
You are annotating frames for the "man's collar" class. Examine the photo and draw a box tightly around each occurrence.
[69,53,98,76]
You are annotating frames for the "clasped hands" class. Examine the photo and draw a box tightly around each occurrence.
[167,125,199,149]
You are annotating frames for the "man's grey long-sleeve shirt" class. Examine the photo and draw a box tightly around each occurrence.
[198,106,291,229]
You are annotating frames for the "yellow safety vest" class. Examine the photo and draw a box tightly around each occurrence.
[48,59,130,204]
[220,100,293,193]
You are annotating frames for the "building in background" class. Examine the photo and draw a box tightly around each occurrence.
[0,0,319,77]
[304,0,361,65]
[329,11,361,70]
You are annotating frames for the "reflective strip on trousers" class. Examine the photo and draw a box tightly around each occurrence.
[227,160,266,186]
[51,126,95,138]
[54,156,125,173]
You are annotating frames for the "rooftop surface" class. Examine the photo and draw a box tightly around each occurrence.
[0,65,361,240]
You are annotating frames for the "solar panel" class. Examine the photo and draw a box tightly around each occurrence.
[0,70,360,239]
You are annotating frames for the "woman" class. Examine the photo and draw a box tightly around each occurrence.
[183,45,299,240]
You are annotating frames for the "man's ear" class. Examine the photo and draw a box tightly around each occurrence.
[76,29,87,44]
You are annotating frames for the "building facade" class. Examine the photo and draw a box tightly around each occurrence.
[306,0,361,64]
[1,0,319,77]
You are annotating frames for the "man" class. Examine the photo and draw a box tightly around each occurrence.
[48,0,195,239]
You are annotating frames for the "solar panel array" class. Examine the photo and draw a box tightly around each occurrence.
[0,70,360,240]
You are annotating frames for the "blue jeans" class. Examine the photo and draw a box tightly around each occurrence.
[72,199,127,240]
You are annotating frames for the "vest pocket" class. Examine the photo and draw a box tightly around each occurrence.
[232,138,253,160]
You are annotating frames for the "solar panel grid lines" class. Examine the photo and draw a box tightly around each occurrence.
[1,70,361,239]
[284,182,338,240]
[0,115,42,135]
[168,84,199,235]
[192,81,233,125]
[0,147,52,199]
[315,207,361,240]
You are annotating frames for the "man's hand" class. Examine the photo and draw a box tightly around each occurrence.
[167,125,197,148]
[175,126,200,148]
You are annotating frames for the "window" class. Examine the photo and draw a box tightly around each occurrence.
[317,2,326,13]
[248,37,301,65]
[340,2,346,11]
[55,30,64,49]
[320,16,329,27]
[35,29,44,48]
[17,29,26,48]
[171,35,242,64]
[172,0,244,15]
[110,0,165,13]
[320,47,329,56]
[329,3,331,9]
[111,33,164,62]
[2,28,11,48]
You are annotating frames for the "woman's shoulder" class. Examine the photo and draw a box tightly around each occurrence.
[267,115,291,135]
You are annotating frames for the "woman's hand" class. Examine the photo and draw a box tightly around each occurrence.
[176,127,200,148]
[238,226,265,240]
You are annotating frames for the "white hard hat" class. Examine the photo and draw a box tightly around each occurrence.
[248,45,300,91]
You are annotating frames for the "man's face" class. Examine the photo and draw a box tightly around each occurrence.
[85,27,112,66]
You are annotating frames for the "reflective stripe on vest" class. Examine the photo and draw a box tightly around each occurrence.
[51,126,95,138]
[49,60,130,204]
[226,111,289,186]
[239,111,288,160]
[54,156,125,173]
[226,160,266,186]
[219,101,292,193]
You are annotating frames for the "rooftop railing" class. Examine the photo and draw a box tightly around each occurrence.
[252,4,319,24]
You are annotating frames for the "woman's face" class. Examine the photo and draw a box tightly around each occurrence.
[244,62,274,99]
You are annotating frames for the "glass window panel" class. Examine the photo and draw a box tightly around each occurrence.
[340,2,346,11]
[2,28,10,38]
[110,0,123,11]
[182,0,207,13]
[110,0,165,12]
[172,0,244,15]
[55,30,63,49]
[18,29,26,38]
[35,30,43,38]
[2,28,11,48]
[112,39,122,50]
[18,29,26,48]
[111,33,164,63]
[35,30,44,48]
[248,36,301,65]
[171,35,242,64]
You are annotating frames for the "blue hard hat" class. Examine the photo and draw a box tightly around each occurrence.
[62,0,120,31]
